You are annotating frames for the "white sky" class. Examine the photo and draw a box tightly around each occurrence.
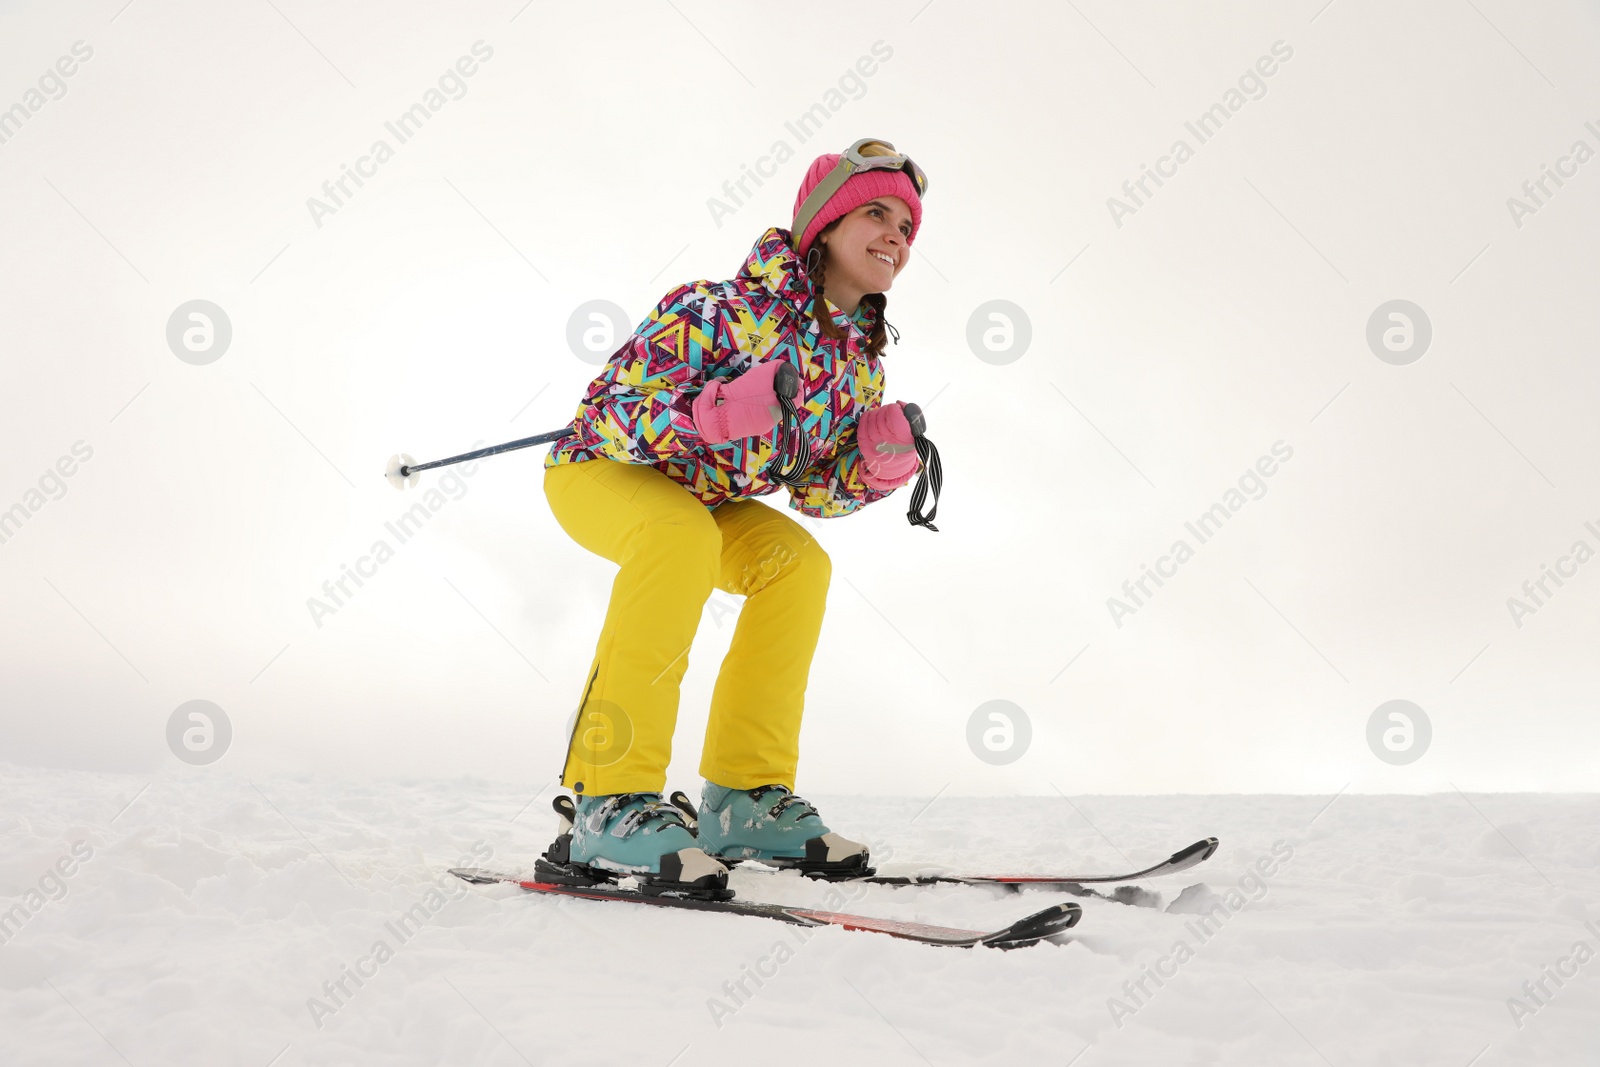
[1,0,1597,795]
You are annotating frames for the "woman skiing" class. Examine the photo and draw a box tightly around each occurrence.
[540,138,929,895]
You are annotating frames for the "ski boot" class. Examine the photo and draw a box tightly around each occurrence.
[669,782,872,880]
[536,793,731,900]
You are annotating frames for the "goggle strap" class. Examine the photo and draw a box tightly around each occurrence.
[791,162,858,253]
[791,143,924,251]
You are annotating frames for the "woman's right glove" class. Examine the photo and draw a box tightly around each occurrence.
[856,401,921,490]
[691,359,784,445]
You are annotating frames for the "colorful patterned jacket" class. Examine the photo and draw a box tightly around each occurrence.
[543,226,919,518]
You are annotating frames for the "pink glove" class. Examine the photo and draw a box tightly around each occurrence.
[692,360,784,445]
[856,401,921,490]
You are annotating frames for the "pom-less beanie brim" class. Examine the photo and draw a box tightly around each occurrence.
[791,153,923,260]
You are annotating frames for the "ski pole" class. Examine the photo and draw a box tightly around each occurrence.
[385,428,576,489]
[384,364,813,491]
[384,364,940,530]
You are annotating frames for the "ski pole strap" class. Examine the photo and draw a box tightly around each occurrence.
[904,434,941,532]
[765,363,813,487]
[761,364,941,531]
[895,401,940,532]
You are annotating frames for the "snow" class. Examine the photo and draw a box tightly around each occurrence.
[4,766,1597,1065]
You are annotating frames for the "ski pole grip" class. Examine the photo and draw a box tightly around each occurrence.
[774,360,799,400]
[902,402,926,437]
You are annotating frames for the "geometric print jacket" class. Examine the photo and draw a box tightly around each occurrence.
[543,225,917,518]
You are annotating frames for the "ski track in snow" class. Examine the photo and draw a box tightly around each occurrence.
[2,765,1598,1066]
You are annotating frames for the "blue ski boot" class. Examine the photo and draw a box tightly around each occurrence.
[537,793,730,899]
[689,782,871,878]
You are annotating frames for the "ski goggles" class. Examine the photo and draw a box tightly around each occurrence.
[791,137,929,247]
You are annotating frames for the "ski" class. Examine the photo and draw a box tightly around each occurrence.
[448,867,1080,949]
[857,836,1221,890]
[662,791,1218,898]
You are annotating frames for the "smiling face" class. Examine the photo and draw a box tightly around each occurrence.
[815,196,914,313]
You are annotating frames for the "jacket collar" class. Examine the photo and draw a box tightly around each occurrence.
[739,226,882,340]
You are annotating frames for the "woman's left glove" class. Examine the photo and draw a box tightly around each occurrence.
[856,401,921,491]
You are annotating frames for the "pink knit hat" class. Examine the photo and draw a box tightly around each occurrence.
[790,151,924,261]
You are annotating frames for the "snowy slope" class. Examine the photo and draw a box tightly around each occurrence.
[3,765,1597,1066]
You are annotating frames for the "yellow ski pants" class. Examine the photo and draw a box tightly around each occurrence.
[542,457,831,797]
